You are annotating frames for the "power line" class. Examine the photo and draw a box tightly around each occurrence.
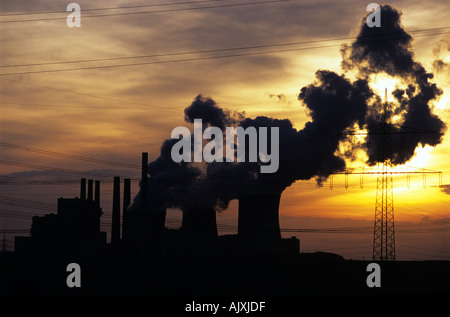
[0,43,341,75]
[0,0,290,23]
[399,250,450,260]
[0,174,89,185]
[0,209,49,216]
[0,31,446,76]
[397,244,450,255]
[3,211,448,256]
[3,27,447,69]
[0,160,140,180]
[0,196,56,208]
[0,196,56,212]
[0,77,184,111]
[0,29,446,112]
[0,0,224,17]
[164,216,450,233]
[396,219,450,229]
[0,100,166,110]
[0,211,42,220]
[0,177,106,185]
[0,141,140,169]
[302,245,372,252]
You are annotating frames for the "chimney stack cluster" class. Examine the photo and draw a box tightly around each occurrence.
[112,176,121,245]
[79,153,283,255]
[80,178,101,206]
[80,174,132,246]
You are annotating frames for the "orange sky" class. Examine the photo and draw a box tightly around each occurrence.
[0,0,449,260]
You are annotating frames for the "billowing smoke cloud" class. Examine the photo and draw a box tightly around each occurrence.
[268,93,287,101]
[131,4,446,214]
[364,75,446,165]
[341,5,415,77]
[131,71,373,212]
[297,71,372,179]
[184,94,245,130]
[341,4,446,165]
[128,137,201,215]
[179,72,373,209]
[432,33,450,73]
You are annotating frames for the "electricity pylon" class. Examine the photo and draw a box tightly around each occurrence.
[372,88,395,260]
[335,89,442,261]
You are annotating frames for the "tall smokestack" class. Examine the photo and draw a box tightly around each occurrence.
[122,178,131,240]
[94,180,100,207]
[80,178,86,200]
[87,179,93,201]
[141,152,148,210]
[139,153,149,255]
[238,194,283,254]
[111,176,121,245]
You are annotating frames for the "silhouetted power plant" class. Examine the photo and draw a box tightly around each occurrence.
[15,178,106,255]
[15,152,299,256]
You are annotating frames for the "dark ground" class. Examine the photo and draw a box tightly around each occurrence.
[1,251,449,297]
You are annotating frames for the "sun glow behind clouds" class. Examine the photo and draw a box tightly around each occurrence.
[435,93,448,111]
[369,73,405,103]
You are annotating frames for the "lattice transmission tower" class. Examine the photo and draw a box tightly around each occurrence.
[372,88,395,261]
[335,89,442,261]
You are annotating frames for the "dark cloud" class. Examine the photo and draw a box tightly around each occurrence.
[341,5,415,77]
[432,33,450,73]
[133,69,374,212]
[296,71,372,182]
[340,4,446,165]
[269,93,287,102]
[129,138,201,213]
[433,60,446,72]
[130,4,446,215]
[184,94,244,130]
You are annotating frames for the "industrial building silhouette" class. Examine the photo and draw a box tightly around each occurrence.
[15,152,299,257]
[7,153,449,297]
[15,178,106,255]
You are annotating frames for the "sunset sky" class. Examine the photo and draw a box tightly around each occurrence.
[0,0,449,260]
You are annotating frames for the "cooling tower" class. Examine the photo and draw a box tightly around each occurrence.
[238,194,283,254]
[181,207,218,255]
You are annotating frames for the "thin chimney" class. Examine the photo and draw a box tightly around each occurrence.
[111,176,121,244]
[80,178,86,200]
[122,178,131,239]
[87,179,93,201]
[139,152,149,255]
[94,180,100,206]
[141,152,148,210]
